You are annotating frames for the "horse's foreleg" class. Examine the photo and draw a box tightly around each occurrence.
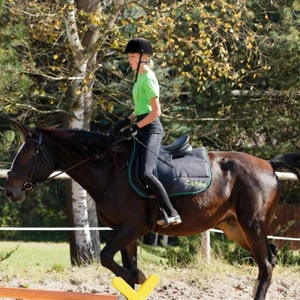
[269,242,278,267]
[121,240,143,288]
[100,225,147,286]
[121,240,137,270]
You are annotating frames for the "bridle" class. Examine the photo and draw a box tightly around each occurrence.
[7,132,53,191]
[7,132,94,191]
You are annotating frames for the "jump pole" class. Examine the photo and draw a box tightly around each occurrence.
[0,286,117,300]
[0,274,160,300]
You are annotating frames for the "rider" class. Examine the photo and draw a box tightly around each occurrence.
[112,37,182,227]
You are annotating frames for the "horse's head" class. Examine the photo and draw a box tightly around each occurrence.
[4,122,55,202]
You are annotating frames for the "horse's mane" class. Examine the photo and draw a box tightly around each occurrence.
[38,126,117,158]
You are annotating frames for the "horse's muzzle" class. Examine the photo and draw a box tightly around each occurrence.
[4,186,26,202]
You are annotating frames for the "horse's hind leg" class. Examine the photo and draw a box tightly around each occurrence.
[239,223,274,300]
[237,211,276,300]
[100,224,147,286]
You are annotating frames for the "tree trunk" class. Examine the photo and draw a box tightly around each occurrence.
[87,194,101,262]
[65,58,97,264]
[63,0,101,265]
[63,0,123,265]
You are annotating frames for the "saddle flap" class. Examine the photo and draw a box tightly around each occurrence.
[128,138,212,198]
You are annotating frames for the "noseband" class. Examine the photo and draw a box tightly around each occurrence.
[7,132,51,191]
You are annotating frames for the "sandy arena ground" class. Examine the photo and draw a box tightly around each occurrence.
[0,264,299,300]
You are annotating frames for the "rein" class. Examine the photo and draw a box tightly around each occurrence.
[7,132,95,190]
[46,155,95,180]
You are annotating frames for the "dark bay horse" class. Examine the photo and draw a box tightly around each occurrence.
[4,123,300,300]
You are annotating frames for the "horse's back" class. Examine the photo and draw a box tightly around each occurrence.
[208,150,280,207]
[208,150,276,179]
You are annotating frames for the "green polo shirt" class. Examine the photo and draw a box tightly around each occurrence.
[132,70,160,116]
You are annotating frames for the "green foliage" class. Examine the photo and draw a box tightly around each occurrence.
[0,13,34,116]
[212,234,255,265]
[141,235,201,267]
[212,232,300,267]
[50,263,65,273]
[0,181,68,242]
[277,244,300,266]
[141,233,300,268]
[164,235,201,267]
[3,0,299,158]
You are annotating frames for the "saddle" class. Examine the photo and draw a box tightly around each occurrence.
[128,134,212,198]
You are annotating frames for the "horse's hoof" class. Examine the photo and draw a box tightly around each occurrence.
[135,269,147,284]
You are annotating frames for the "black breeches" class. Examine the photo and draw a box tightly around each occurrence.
[136,117,178,216]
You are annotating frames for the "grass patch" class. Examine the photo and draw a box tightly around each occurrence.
[0,241,71,269]
[0,241,165,274]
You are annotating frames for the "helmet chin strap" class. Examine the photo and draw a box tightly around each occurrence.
[134,53,148,82]
[134,53,142,83]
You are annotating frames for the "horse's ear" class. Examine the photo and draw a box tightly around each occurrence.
[12,121,36,138]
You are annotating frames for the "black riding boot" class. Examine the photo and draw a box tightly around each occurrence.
[147,175,182,227]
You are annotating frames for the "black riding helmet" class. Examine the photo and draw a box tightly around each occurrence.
[124,38,153,54]
[125,38,153,82]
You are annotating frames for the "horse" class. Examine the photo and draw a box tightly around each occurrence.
[4,122,300,300]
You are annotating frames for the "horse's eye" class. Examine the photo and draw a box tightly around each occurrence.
[21,146,31,156]
[22,150,29,156]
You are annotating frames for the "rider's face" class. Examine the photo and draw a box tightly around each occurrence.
[127,53,140,70]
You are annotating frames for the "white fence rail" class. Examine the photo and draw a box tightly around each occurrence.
[1,170,299,181]
[0,170,70,179]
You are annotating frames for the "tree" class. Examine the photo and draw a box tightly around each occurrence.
[62,0,123,264]
[1,0,124,264]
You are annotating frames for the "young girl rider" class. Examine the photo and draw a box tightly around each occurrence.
[113,38,182,227]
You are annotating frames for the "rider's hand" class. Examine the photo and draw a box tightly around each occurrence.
[111,118,130,136]
[120,124,139,138]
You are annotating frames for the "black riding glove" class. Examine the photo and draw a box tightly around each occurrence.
[111,118,130,136]
[120,124,139,138]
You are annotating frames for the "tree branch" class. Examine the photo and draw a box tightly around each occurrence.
[84,0,124,57]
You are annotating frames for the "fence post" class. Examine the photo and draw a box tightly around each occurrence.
[201,231,210,263]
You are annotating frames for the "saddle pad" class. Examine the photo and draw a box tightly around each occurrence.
[128,140,212,198]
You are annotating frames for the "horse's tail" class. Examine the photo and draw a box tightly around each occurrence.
[269,152,300,180]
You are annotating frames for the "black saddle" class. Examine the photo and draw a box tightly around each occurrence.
[160,134,192,157]
[128,134,212,198]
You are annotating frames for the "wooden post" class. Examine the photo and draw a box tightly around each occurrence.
[162,235,169,247]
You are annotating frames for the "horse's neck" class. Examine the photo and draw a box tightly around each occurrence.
[49,138,130,198]
[57,148,116,194]
[65,159,110,196]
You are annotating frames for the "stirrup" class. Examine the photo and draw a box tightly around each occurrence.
[168,215,182,225]
[157,215,182,228]
[157,208,170,228]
